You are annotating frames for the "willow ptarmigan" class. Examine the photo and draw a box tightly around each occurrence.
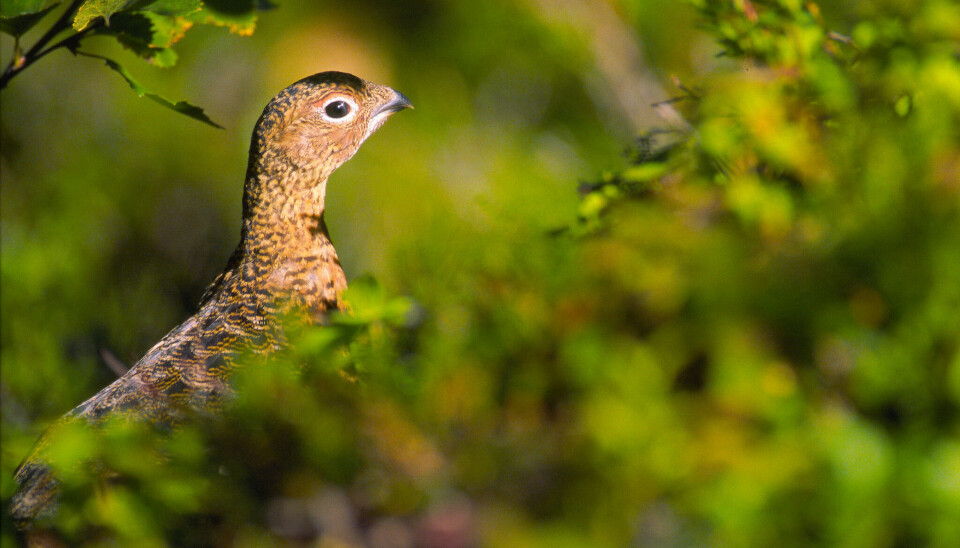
[11,71,412,529]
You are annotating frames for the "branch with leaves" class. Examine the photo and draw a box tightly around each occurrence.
[1,0,274,127]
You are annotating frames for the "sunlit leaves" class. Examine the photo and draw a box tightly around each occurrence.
[567,4,960,542]
[100,11,193,67]
[75,0,259,52]
[1,0,270,123]
[190,0,264,36]
[73,0,201,31]
[73,0,128,30]
[334,275,414,328]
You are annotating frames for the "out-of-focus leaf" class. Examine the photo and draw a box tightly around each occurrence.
[73,0,129,31]
[144,46,176,66]
[894,94,911,117]
[0,0,47,18]
[621,162,668,183]
[294,325,356,362]
[334,276,413,326]
[140,11,192,46]
[84,53,223,128]
[578,188,612,219]
[0,2,57,37]
[130,0,201,17]
[188,0,267,36]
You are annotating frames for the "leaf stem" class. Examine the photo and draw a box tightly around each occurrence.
[11,36,23,68]
[1,0,85,90]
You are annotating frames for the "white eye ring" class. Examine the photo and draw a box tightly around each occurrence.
[318,96,359,123]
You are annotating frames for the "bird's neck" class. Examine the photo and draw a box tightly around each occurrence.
[240,151,338,257]
[210,161,347,316]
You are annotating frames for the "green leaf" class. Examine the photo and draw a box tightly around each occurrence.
[578,190,611,220]
[74,0,131,31]
[145,46,177,67]
[140,11,193,47]
[202,0,256,15]
[335,276,414,326]
[294,325,356,360]
[82,53,223,128]
[0,0,48,18]
[894,94,912,117]
[621,163,668,183]
[129,0,201,16]
[100,10,151,50]
[0,2,57,37]
[190,0,260,35]
[102,11,189,66]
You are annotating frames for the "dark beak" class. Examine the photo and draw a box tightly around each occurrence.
[374,88,413,117]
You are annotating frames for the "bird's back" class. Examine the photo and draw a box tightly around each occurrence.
[10,257,254,525]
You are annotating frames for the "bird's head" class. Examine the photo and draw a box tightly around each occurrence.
[251,71,413,178]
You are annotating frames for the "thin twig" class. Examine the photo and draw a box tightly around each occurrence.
[99,348,130,377]
[36,22,100,60]
[1,0,85,89]
[21,1,83,59]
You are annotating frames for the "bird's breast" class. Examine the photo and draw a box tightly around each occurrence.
[265,253,347,316]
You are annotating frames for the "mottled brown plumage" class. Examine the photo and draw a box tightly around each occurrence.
[11,71,412,528]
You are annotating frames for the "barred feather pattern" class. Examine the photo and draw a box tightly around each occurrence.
[10,71,412,529]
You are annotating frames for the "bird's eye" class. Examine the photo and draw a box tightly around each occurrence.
[324,100,350,119]
[317,97,358,123]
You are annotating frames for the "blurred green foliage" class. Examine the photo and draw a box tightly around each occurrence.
[2,0,959,546]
